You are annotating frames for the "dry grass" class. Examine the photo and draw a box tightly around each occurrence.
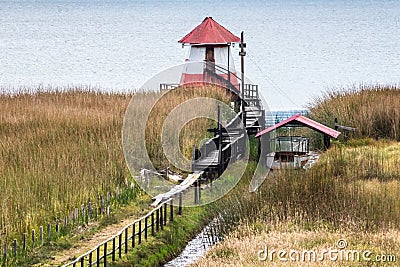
[201,141,400,266]
[308,84,400,141]
[193,85,400,266]
[194,222,400,266]
[0,85,231,245]
[0,89,133,241]
[144,85,232,169]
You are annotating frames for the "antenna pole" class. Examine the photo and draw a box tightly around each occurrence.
[239,31,246,127]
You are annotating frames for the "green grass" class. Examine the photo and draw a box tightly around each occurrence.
[108,206,210,267]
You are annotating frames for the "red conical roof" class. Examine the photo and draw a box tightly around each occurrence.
[179,17,240,44]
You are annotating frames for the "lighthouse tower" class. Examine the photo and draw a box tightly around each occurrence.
[179,17,240,91]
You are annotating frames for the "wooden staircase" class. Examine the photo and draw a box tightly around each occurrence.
[192,67,265,179]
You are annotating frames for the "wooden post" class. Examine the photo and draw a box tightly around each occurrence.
[227,44,231,86]
[23,233,27,251]
[112,237,116,261]
[89,251,92,266]
[56,219,59,235]
[170,199,174,222]
[124,228,128,254]
[191,145,196,172]
[138,220,142,244]
[132,223,135,248]
[217,105,222,177]
[198,180,201,203]
[156,209,160,231]
[145,216,148,240]
[104,242,107,267]
[323,134,331,149]
[118,233,122,258]
[240,31,246,127]
[31,229,35,248]
[163,203,167,225]
[47,223,51,241]
[178,193,182,215]
[13,239,17,257]
[194,181,198,205]
[151,212,155,236]
[97,246,100,267]
[40,226,43,245]
[160,206,163,230]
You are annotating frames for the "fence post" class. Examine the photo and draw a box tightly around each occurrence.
[160,206,163,230]
[164,203,167,226]
[32,229,35,248]
[156,209,160,232]
[47,223,51,241]
[194,181,198,205]
[178,193,182,215]
[198,179,201,202]
[97,246,100,267]
[40,226,43,245]
[89,251,92,266]
[104,242,107,267]
[118,233,122,258]
[13,239,17,257]
[56,219,59,235]
[132,223,135,248]
[125,228,128,254]
[23,233,27,251]
[112,237,115,261]
[170,199,174,222]
[138,221,142,244]
[151,213,155,236]
[145,217,148,240]
[80,255,84,267]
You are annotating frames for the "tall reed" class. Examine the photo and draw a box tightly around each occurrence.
[208,141,400,236]
[0,85,231,244]
[308,84,400,141]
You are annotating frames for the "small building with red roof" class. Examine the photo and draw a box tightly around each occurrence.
[256,114,340,168]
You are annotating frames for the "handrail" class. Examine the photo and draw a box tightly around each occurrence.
[62,197,174,267]
[204,61,242,82]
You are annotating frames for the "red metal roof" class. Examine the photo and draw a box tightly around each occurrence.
[179,17,240,44]
[255,114,341,138]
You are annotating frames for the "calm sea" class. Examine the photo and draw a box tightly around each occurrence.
[1,0,399,110]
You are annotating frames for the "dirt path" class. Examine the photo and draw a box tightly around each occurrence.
[43,213,144,266]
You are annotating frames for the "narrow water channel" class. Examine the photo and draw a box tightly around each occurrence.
[163,223,220,267]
